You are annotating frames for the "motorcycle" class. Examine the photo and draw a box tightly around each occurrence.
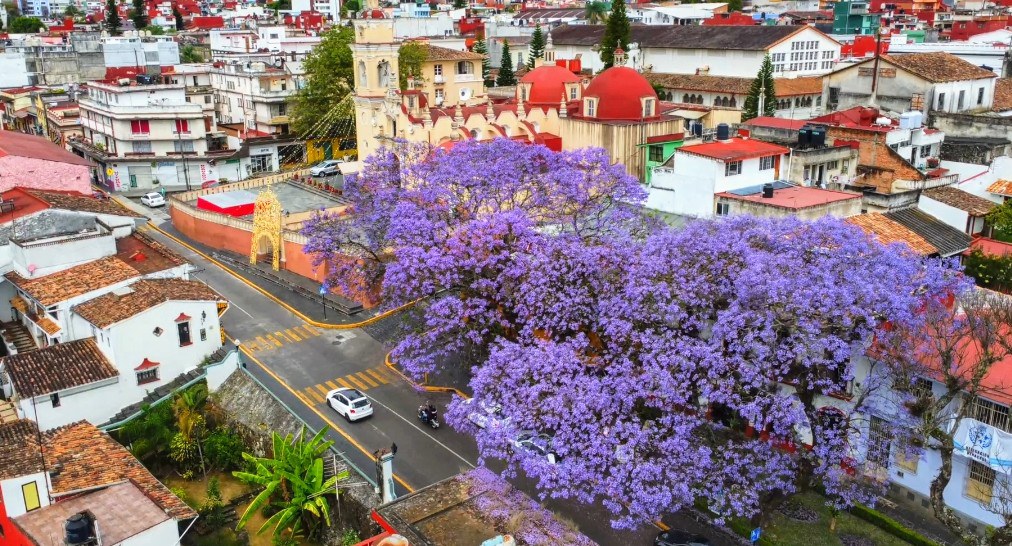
[418,405,440,429]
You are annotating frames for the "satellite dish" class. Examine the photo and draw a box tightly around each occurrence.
[460,87,472,100]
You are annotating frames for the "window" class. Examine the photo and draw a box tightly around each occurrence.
[174,140,194,153]
[50,392,60,407]
[177,321,191,346]
[958,90,966,110]
[569,86,578,100]
[911,377,933,399]
[895,445,919,473]
[130,119,150,134]
[22,482,40,512]
[132,141,152,153]
[937,92,946,109]
[643,98,654,117]
[823,50,834,59]
[174,119,190,133]
[204,95,212,104]
[586,99,596,117]
[153,327,163,336]
[200,328,207,341]
[649,145,664,162]
[867,416,890,468]
[967,460,996,504]
[772,53,785,62]
[972,396,1010,432]
[715,202,730,216]
[920,145,932,158]
[433,64,443,76]
[978,87,985,105]
[826,160,839,170]
[725,161,742,176]
[456,61,474,75]
[434,89,445,104]
[137,367,159,384]
[759,156,775,170]
[775,64,785,73]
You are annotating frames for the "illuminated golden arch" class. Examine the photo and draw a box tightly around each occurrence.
[249,187,283,271]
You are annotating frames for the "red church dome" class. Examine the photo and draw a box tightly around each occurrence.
[519,65,581,105]
[582,66,659,121]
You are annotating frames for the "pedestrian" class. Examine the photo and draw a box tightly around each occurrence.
[391,443,398,456]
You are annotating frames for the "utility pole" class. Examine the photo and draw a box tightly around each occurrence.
[176,116,191,191]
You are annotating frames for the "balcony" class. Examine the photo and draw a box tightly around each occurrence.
[268,115,290,125]
[455,73,479,83]
[893,172,960,192]
[434,74,445,84]
[10,296,61,338]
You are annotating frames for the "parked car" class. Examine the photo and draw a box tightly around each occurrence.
[511,431,559,464]
[310,160,343,177]
[140,192,165,207]
[654,530,710,546]
[326,387,373,422]
[463,397,509,429]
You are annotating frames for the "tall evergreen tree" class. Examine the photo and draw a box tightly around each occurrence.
[526,24,545,70]
[173,4,184,30]
[472,38,492,86]
[742,54,777,121]
[105,0,121,35]
[453,0,466,8]
[599,0,629,69]
[131,0,147,29]
[497,41,516,86]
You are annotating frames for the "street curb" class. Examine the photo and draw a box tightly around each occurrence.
[143,222,415,329]
[383,352,469,399]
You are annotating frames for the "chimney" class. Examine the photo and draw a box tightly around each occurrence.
[762,183,775,198]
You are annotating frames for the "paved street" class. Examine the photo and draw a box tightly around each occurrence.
[128,205,739,546]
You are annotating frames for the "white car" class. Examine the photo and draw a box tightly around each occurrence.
[310,160,343,177]
[463,397,509,429]
[512,431,559,464]
[140,192,165,207]
[326,387,373,422]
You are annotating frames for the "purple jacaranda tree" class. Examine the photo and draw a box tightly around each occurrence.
[304,141,966,529]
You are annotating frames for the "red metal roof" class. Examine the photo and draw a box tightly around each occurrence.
[745,117,809,131]
[645,133,685,145]
[717,185,861,209]
[966,237,1012,257]
[678,137,790,161]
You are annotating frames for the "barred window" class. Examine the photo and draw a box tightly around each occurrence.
[967,460,995,504]
[972,397,1010,432]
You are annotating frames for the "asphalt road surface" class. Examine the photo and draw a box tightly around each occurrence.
[133,211,739,546]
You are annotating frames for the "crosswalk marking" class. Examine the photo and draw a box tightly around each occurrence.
[335,377,353,389]
[298,366,401,406]
[274,331,292,342]
[354,371,379,388]
[325,380,339,390]
[364,368,389,384]
[243,324,327,354]
[285,328,302,341]
[314,384,330,397]
[300,325,320,337]
[267,334,282,347]
[345,374,370,391]
[306,388,325,403]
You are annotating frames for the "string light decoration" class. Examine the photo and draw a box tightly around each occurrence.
[249,186,284,271]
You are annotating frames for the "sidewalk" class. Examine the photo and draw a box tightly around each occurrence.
[113,195,385,327]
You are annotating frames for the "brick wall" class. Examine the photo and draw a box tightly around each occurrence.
[828,126,922,193]
[0,156,92,194]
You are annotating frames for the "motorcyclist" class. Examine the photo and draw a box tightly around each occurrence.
[419,401,437,422]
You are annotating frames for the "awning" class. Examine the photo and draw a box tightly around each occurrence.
[671,109,708,120]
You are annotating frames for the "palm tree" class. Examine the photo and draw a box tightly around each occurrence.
[585,0,610,24]
[173,384,209,475]
[233,427,338,540]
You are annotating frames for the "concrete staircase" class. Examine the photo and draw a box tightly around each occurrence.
[1,322,37,354]
[0,399,19,424]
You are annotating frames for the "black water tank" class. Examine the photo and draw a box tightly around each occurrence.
[810,126,827,148]
[690,121,703,137]
[65,513,93,545]
[716,123,730,141]
[762,183,775,198]
[798,127,811,148]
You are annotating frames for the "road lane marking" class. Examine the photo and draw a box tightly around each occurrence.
[355,372,379,388]
[345,374,371,391]
[336,377,354,389]
[255,336,269,350]
[267,334,282,347]
[236,345,415,493]
[300,325,320,336]
[314,384,330,398]
[365,368,389,384]
[274,331,291,342]
[365,395,476,469]
[285,328,302,341]
[306,388,325,404]
[325,380,339,390]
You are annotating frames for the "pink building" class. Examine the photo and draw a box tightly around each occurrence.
[0,132,95,194]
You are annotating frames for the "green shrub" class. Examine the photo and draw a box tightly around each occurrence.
[341,529,361,546]
[205,428,246,470]
[200,477,228,530]
[849,504,941,546]
[169,432,200,470]
[169,486,194,508]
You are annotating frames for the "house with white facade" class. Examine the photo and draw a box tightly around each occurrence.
[71,80,231,193]
[645,135,791,218]
[213,59,301,139]
[823,52,998,116]
[917,185,996,236]
[550,24,841,78]
[0,419,196,545]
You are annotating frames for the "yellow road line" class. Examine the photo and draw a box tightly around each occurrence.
[336,377,354,389]
[325,380,339,390]
[274,331,291,342]
[344,374,370,391]
[365,368,389,384]
[255,336,270,349]
[355,372,379,388]
[285,328,302,341]
[314,384,330,397]
[235,345,414,492]
[267,334,282,347]
[301,325,320,336]
[306,388,325,404]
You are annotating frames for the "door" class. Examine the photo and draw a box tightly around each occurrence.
[323,141,333,160]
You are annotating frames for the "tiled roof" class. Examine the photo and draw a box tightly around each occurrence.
[884,52,997,83]
[5,256,141,306]
[967,237,1012,257]
[847,213,937,255]
[0,131,93,166]
[646,73,751,95]
[885,209,972,257]
[550,24,806,50]
[922,186,996,216]
[3,338,118,398]
[415,43,484,61]
[75,279,223,328]
[994,78,1012,112]
[744,116,809,131]
[0,419,45,480]
[13,482,171,545]
[29,190,143,218]
[775,76,824,97]
[43,421,197,519]
[115,233,187,275]
[987,179,1012,196]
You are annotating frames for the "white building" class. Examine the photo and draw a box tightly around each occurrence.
[630,4,728,26]
[916,186,995,236]
[212,59,301,138]
[550,24,841,78]
[73,80,224,192]
[645,135,792,218]
[102,35,181,75]
[209,26,321,59]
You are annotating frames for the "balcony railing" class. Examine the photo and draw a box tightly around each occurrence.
[893,173,960,192]
[455,74,479,83]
